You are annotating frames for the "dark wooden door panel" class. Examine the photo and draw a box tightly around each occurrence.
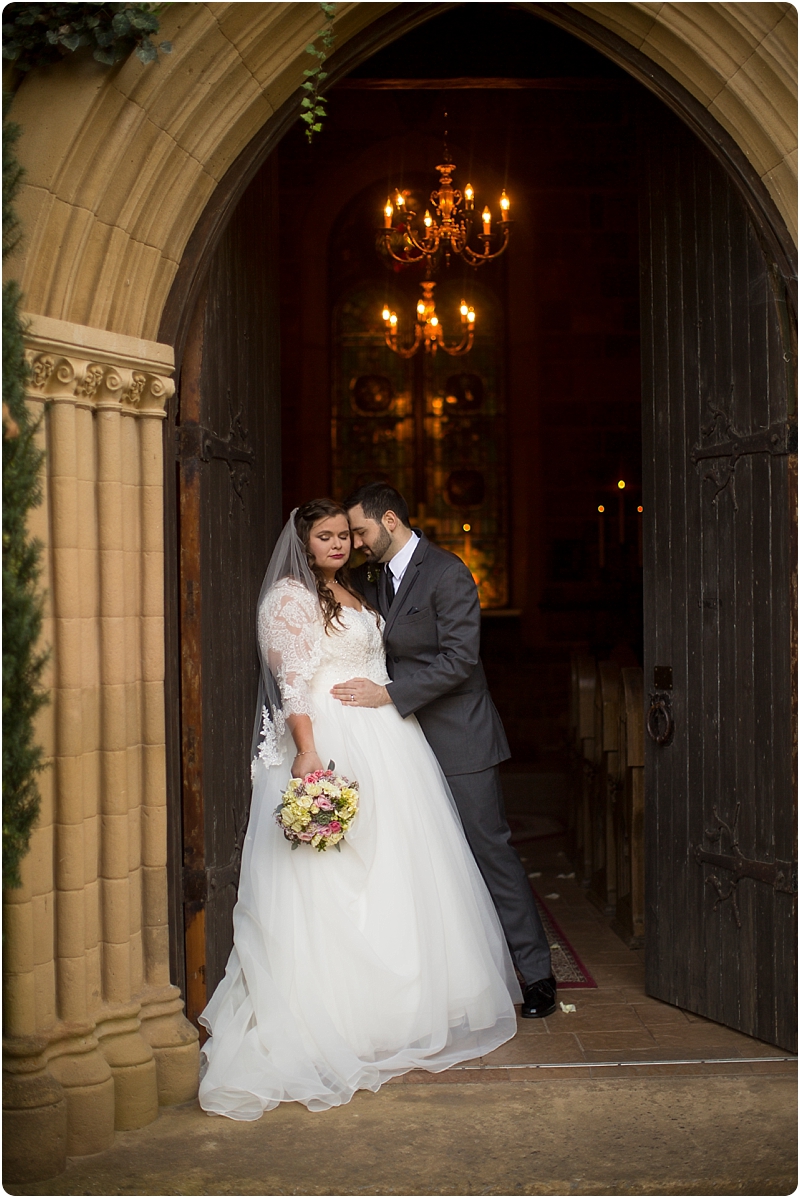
[177,157,282,1022]
[641,104,796,1051]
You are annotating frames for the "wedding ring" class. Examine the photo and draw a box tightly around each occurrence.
[350,694,355,702]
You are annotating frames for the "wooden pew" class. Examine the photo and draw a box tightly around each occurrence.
[589,660,622,914]
[612,667,645,946]
[570,654,598,886]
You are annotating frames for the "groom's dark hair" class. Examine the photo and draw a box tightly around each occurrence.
[344,482,412,529]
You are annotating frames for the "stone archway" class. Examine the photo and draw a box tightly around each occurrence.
[3,2,796,1183]
[7,2,797,341]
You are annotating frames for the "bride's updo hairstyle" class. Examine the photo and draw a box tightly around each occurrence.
[294,499,378,633]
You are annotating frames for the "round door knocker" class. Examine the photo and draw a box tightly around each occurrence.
[646,691,674,746]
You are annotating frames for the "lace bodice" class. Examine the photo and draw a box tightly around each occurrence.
[313,604,390,693]
[257,579,389,718]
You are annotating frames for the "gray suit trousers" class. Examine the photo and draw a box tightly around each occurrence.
[446,766,552,985]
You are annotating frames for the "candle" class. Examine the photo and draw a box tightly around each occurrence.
[597,505,605,568]
[499,190,510,220]
[617,480,626,544]
[384,197,393,229]
[482,206,491,235]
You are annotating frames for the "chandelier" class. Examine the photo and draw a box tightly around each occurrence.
[382,281,475,358]
[380,150,511,269]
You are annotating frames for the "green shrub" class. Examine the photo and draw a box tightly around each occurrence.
[2,95,48,889]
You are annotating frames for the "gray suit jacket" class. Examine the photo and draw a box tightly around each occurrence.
[350,534,510,775]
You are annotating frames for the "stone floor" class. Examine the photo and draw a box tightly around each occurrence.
[8,774,797,1196]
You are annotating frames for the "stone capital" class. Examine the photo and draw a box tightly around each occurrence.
[22,313,174,418]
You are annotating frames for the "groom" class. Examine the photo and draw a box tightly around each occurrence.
[333,481,556,1017]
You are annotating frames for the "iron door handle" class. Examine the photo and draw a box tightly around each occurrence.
[647,691,674,746]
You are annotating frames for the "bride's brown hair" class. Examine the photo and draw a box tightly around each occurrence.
[294,499,379,633]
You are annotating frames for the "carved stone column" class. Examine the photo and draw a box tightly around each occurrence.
[3,316,198,1183]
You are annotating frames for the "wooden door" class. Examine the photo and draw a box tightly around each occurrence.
[640,105,797,1050]
[175,159,282,1026]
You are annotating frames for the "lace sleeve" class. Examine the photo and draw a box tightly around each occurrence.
[257,580,322,718]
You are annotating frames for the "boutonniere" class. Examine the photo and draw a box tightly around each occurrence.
[366,564,381,585]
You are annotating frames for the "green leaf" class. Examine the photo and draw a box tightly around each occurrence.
[111,11,131,35]
[135,39,157,63]
[159,40,172,52]
[312,122,322,132]
[128,10,158,32]
[60,33,82,51]
[93,46,119,64]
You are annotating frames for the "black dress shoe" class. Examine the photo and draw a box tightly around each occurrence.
[520,975,557,1018]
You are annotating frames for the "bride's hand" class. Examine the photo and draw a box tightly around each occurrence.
[291,751,325,778]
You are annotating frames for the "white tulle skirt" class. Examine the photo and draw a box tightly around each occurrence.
[198,686,521,1119]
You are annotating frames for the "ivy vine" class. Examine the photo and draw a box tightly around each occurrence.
[2,2,171,74]
[301,2,336,143]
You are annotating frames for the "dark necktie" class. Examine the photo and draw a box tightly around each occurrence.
[384,564,395,607]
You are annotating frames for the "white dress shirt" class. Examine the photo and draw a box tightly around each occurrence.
[387,531,420,594]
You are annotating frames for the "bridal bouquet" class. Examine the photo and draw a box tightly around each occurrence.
[275,767,359,852]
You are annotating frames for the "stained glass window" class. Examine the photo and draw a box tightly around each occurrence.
[332,278,507,608]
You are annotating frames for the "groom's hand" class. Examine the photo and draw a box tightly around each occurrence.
[331,678,392,708]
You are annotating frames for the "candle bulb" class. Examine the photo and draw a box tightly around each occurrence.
[482,206,492,235]
[464,183,474,208]
[499,189,510,220]
[382,306,390,322]
[597,505,606,569]
[384,197,393,228]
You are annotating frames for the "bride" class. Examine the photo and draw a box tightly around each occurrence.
[198,499,521,1119]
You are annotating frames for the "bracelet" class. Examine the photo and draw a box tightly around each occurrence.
[294,750,315,757]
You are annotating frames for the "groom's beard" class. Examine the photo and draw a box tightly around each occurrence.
[362,525,392,563]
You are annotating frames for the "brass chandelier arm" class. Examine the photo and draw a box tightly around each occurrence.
[437,328,475,356]
[460,226,511,266]
[380,236,430,265]
[384,323,424,359]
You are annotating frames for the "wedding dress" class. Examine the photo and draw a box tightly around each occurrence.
[198,578,521,1119]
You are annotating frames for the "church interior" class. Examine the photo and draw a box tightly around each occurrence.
[275,4,645,771]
